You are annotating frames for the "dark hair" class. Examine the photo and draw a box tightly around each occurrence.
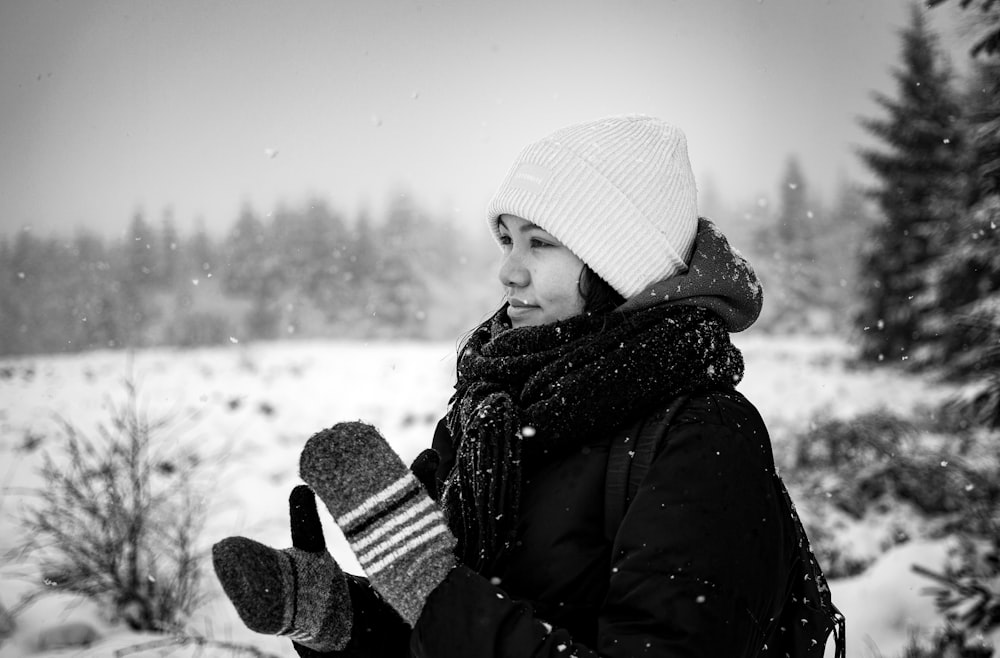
[578,265,626,316]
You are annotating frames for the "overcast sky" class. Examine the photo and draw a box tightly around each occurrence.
[0,0,970,240]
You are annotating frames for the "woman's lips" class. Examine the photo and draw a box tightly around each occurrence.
[506,301,538,322]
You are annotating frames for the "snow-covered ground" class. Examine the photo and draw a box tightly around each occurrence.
[0,335,982,656]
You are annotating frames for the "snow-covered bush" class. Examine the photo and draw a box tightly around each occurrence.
[907,491,1000,657]
[898,625,994,657]
[17,379,209,632]
[787,402,1000,585]
[795,407,1000,521]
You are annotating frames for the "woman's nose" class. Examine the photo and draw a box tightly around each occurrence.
[498,250,529,288]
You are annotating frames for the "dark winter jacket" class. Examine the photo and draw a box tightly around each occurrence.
[317,387,798,658]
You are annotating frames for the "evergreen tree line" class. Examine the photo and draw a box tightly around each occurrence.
[2,158,876,358]
[0,196,493,356]
[855,3,1000,392]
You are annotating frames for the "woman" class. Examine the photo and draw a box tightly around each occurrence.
[213,115,843,657]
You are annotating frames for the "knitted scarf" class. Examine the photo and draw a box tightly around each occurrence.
[442,303,745,571]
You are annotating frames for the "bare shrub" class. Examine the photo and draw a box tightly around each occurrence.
[18,379,209,632]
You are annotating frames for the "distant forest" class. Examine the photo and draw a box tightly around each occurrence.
[0,195,498,355]
[0,168,873,358]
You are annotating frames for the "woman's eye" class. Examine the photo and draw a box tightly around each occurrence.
[498,235,512,247]
[530,238,553,248]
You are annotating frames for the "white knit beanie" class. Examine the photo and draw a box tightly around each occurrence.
[487,115,699,299]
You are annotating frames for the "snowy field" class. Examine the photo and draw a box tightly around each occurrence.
[0,335,984,657]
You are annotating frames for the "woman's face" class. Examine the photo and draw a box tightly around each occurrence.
[497,214,586,327]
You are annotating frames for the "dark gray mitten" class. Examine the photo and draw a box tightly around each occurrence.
[212,485,352,651]
[299,422,456,626]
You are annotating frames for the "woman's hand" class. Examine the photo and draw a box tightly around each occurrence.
[213,485,354,652]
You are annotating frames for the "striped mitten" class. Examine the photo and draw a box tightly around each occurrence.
[299,421,456,626]
[212,485,352,652]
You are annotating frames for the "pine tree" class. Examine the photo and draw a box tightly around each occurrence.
[927,0,1000,57]
[926,60,1000,378]
[373,195,431,336]
[750,156,831,332]
[813,179,872,333]
[222,206,266,297]
[776,156,811,245]
[856,5,965,365]
[965,58,1000,205]
[69,229,119,350]
[775,157,825,324]
[222,205,283,339]
[118,213,157,347]
[159,209,180,288]
[0,233,29,354]
[186,218,214,279]
[126,211,157,285]
[349,210,378,284]
[297,199,350,315]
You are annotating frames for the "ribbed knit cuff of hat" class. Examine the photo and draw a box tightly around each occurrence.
[299,421,457,627]
[213,539,351,651]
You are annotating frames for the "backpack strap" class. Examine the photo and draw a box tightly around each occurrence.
[604,395,689,541]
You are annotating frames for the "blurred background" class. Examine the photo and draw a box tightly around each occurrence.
[2,2,1000,657]
[0,0,986,350]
